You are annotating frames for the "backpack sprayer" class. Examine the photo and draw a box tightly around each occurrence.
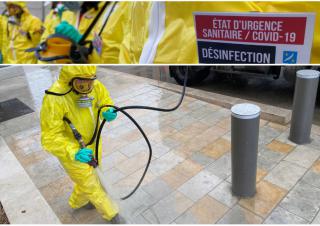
[49,72,188,200]
[26,2,116,63]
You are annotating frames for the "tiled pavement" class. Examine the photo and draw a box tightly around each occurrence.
[1,66,320,224]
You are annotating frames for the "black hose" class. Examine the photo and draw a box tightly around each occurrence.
[92,70,188,200]
[87,69,188,146]
[95,106,152,200]
[115,70,187,112]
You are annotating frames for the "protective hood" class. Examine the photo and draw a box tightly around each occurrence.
[59,65,97,84]
[6,1,28,14]
[7,1,26,8]
[48,66,97,93]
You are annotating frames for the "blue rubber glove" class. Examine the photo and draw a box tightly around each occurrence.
[55,21,82,43]
[102,108,117,122]
[75,148,93,163]
[0,52,3,64]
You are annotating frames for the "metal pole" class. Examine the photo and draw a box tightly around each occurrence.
[289,70,319,144]
[231,103,260,197]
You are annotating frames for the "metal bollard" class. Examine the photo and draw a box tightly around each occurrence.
[231,103,260,197]
[289,70,319,144]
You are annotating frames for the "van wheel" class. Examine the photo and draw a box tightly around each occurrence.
[170,66,210,86]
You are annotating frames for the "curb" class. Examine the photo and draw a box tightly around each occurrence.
[154,82,292,125]
[99,68,291,125]
[0,136,61,224]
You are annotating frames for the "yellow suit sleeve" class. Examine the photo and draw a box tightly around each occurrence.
[100,2,129,63]
[28,16,44,46]
[40,95,80,161]
[41,11,54,42]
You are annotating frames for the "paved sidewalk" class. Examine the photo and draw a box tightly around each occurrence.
[1,66,320,224]
[0,136,60,223]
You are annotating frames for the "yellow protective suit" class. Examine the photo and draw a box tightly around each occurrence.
[77,2,128,64]
[100,2,129,64]
[40,66,118,221]
[0,15,8,63]
[76,2,109,64]
[38,6,75,64]
[114,1,320,64]
[2,2,43,64]
[39,2,122,64]
[0,15,4,62]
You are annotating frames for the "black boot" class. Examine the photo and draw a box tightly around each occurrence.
[83,202,95,210]
[110,214,126,224]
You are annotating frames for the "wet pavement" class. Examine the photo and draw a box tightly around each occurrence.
[109,66,320,126]
[192,73,320,126]
[1,66,320,224]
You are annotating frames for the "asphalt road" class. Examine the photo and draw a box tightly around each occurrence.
[106,66,320,126]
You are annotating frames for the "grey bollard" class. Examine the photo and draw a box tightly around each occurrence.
[289,70,319,144]
[231,103,260,197]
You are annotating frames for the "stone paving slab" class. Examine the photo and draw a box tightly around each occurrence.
[279,180,320,222]
[0,136,60,224]
[312,211,320,224]
[208,181,239,208]
[142,191,194,224]
[178,170,222,202]
[175,195,229,224]
[284,145,320,169]
[217,204,263,224]
[264,160,308,190]
[264,206,309,224]
[1,66,320,224]
[302,170,320,190]
[0,66,24,80]
[238,180,287,218]
[154,80,292,125]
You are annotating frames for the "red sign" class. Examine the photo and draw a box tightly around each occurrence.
[195,15,307,45]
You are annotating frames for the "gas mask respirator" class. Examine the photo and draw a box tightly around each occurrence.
[71,76,96,108]
[44,76,97,108]
[8,16,19,25]
[7,4,23,17]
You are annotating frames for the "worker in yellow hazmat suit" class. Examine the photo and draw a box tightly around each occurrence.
[40,2,75,42]
[2,2,43,64]
[40,66,121,223]
[113,1,320,64]
[100,1,129,64]
[37,2,75,64]
[51,1,121,64]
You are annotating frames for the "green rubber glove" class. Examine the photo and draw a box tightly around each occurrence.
[55,21,83,43]
[102,108,117,122]
[75,148,93,163]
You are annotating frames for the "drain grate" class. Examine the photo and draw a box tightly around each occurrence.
[0,98,34,123]
[0,202,9,224]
